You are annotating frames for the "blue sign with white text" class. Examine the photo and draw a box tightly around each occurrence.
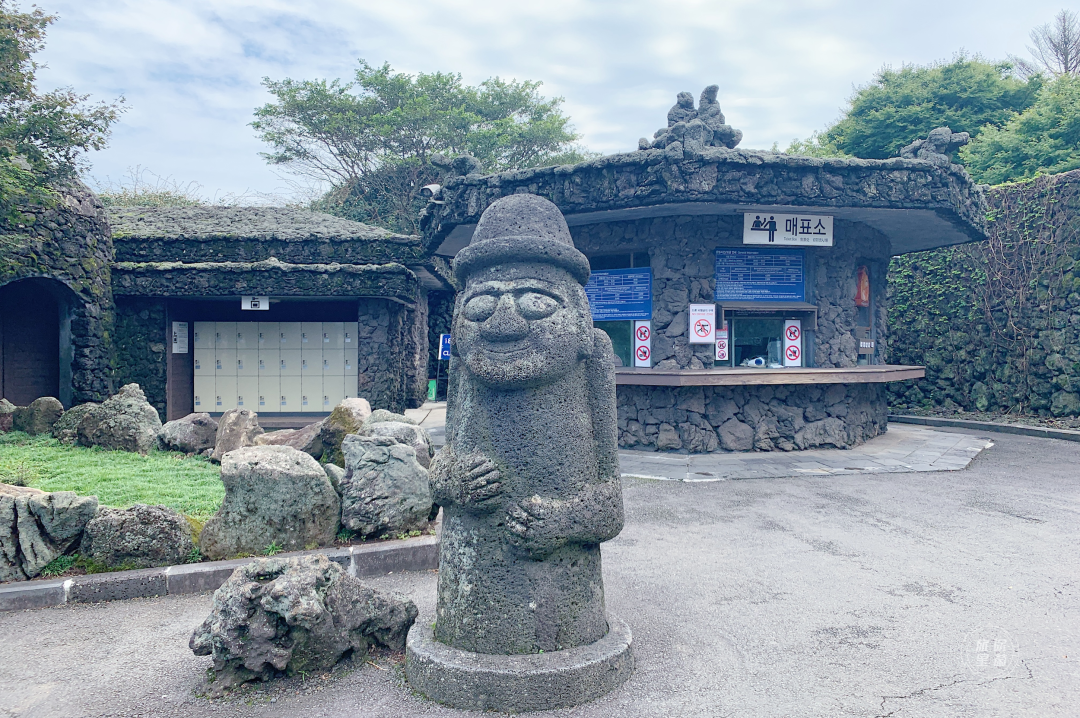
[584,268,653,321]
[439,334,452,360]
[714,248,805,302]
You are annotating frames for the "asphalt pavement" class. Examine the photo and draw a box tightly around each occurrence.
[1,427,1078,718]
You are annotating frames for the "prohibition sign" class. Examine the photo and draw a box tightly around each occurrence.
[636,345,651,361]
[786,325,801,341]
[694,319,713,338]
[786,345,801,361]
[636,325,651,341]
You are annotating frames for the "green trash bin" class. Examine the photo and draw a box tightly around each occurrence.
[427,379,437,401]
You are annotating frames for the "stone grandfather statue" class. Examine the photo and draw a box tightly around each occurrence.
[406,193,633,712]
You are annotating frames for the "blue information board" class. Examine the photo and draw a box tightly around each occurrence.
[584,267,653,321]
[714,248,805,302]
[438,334,452,360]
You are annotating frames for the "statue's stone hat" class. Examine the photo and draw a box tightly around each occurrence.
[453,194,591,286]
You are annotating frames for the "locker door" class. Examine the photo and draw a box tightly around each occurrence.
[215,322,236,350]
[343,322,358,352]
[194,348,215,379]
[278,322,302,349]
[215,376,237,412]
[279,349,301,376]
[301,343,322,377]
[216,349,237,377]
[257,346,279,378]
[301,374,322,413]
[279,376,301,411]
[193,374,214,412]
[258,375,279,413]
[344,374,358,400]
[257,322,278,351]
[322,376,344,411]
[193,322,214,350]
[322,349,344,375]
[237,349,259,376]
[322,322,344,350]
[235,323,255,350]
[236,377,259,411]
[301,322,321,351]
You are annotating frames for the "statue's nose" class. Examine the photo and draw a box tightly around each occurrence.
[480,294,528,342]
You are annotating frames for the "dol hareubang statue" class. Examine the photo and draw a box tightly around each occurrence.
[406,193,633,712]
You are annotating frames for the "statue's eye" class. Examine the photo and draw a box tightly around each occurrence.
[516,292,559,320]
[463,294,498,322]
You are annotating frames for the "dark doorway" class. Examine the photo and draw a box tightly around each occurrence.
[0,280,60,405]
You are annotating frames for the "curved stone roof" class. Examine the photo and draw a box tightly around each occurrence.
[423,147,988,257]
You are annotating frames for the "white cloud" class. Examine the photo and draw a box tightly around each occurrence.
[34,0,1069,199]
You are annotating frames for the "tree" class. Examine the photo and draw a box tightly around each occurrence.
[792,56,1042,160]
[1012,9,1080,79]
[0,1,123,216]
[960,75,1080,184]
[252,61,591,233]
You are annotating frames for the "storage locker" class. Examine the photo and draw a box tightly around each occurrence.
[214,322,236,349]
[236,377,259,411]
[215,349,237,376]
[301,322,321,350]
[279,376,302,411]
[257,322,277,348]
[235,324,254,349]
[279,349,301,376]
[193,322,213,350]
[343,323,358,351]
[258,376,279,412]
[256,347,279,376]
[344,375,358,399]
[215,376,237,412]
[322,377,345,410]
[193,375,214,412]
[322,322,344,349]
[278,322,302,348]
[301,375,322,413]
[236,349,259,376]
[301,343,322,373]
[193,347,214,378]
[344,345,359,376]
[322,350,344,375]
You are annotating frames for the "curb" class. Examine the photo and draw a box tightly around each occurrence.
[0,535,438,612]
[890,414,1080,443]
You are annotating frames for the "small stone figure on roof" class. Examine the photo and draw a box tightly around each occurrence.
[898,127,970,167]
[639,84,743,152]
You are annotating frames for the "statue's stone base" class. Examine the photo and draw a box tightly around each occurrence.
[405,616,633,712]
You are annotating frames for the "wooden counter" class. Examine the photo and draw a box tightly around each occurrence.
[614,365,925,387]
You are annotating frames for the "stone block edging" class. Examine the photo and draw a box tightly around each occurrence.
[889,414,1080,443]
[0,535,437,612]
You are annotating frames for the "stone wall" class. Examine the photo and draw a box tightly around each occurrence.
[0,182,114,404]
[111,297,168,417]
[618,382,886,452]
[356,295,428,413]
[570,215,891,369]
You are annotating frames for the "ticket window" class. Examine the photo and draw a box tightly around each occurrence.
[716,315,806,368]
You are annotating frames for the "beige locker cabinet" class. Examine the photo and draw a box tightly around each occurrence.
[301,344,322,372]
[344,376,358,399]
[236,377,259,411]
[322,377,345,411]
[343,323,358,351]
[215,376,237,413]
[322,351,345,375]
[278,322,302,348]
[193,348,215,378]
[215,349,237,376]
[301,322,321,350]
[279,376,302,412]
[279,350,301,376]
[344,345,359,376]
[257,322,278,349]
[257,347,279,376]
[258,376,280,412]
[301,375,323,413]
[193,322,214,350]
[214,322,237,349]
[236,349,259,376]
[235,324,255,349]
[322,322,344,349]
[193,375,214,412]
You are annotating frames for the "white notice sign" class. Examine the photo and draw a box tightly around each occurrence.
[715,323,728,361]
[743,213,833,246]
[783,319,802,367]
[171,321,188,354]
[688,304,715,344]
[241,295,270,311]
[633,320,652,367]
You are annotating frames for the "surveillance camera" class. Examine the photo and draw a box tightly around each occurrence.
[420,184,442,199]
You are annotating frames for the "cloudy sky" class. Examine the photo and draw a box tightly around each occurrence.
[37,0,1068,202]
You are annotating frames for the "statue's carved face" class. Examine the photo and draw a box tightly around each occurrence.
[454,263,592,389]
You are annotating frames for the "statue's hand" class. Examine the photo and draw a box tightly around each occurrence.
[506,495,564,557]
[458,454,504,511]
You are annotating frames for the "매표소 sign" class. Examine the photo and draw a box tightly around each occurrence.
[743,213,833,246]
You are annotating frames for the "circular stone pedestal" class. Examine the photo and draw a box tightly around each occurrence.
[405,616,633,712]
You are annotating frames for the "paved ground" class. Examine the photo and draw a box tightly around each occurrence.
[2,427,1078,717]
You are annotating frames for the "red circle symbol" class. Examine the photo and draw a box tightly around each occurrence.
[636,325,650,341]
[694,319,713,337]
[786,325,801,341]
[716,339,727,351]
[786,346,801,361]
[636,346,650,361]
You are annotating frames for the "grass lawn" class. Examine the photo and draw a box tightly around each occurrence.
[0,432,224,521]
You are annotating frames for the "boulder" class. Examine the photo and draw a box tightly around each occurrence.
[323,463,346,494]
[199,446,340,561]
[79,504,196,569]
[363,421,434,468]
[210,408,264,463]
[158,413,219,454]
[319,398,372,467]
[339,435,432,538]
[51,403,98,445]
[12,397,64,436]
[76,384,162,453]
[363,408,415,428]
[718,417,755,452]
[0,483,98,582]
[0,398,16,432]
[254,420,323,459]
[189,554,417,692]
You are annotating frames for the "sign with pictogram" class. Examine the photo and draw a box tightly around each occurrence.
[783,319,802,367]
[633,320,652,367]
[688,304,715,344]
[715,322,729,362]
[743,213,833,246]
